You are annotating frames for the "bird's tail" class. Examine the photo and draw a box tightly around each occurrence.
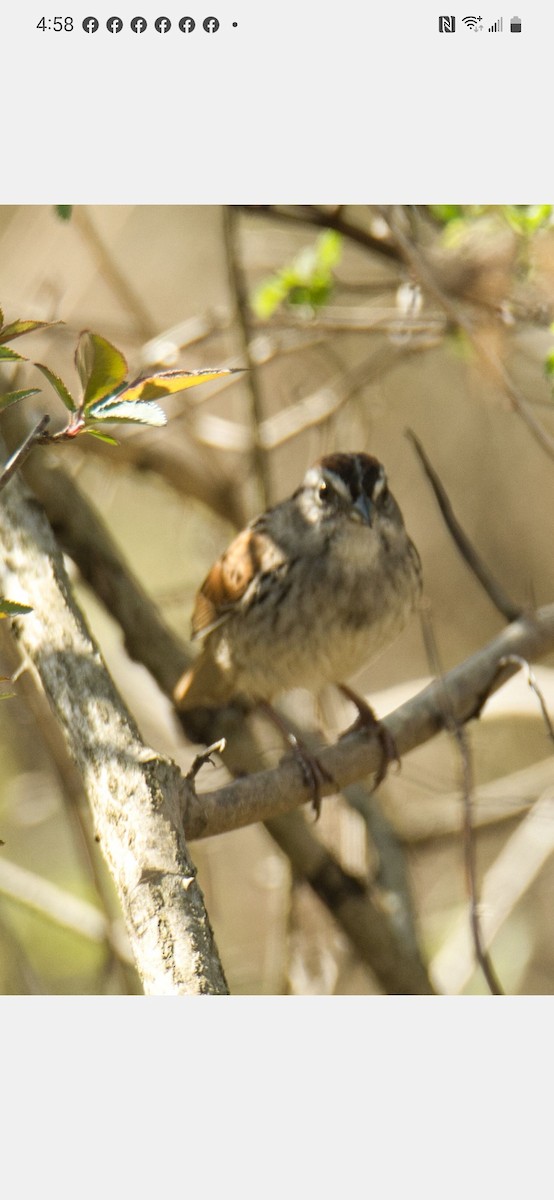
[173,655,232,710]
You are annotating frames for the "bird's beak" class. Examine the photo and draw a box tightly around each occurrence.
[350,493,373,526]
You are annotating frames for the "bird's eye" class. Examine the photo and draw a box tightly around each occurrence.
[317,480,332,503]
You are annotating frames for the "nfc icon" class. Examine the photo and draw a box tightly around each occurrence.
[438,15,455,31]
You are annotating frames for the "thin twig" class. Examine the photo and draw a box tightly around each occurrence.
[0,855,131,955]
[189,353,406,453]
[186,739,227,782]
[457,720,504,995]
[420,609,504,995]
[431,787,554,994]
[73,207,157,343]
[407,428,522,622]
[0,415,50,492]
[223,206,269,507]
[139,309,232,370]
[239,205,402,265]
[250,306,446,336]
[497,656,554,742]
[259,343,429,451]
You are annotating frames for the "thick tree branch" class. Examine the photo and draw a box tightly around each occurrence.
[0,471,228,995]
[187,606,554,839]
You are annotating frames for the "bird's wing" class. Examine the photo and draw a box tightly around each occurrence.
[191,524,282,640]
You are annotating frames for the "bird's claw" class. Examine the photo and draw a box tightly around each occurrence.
[338,684,400,789]
[287,734,333,819]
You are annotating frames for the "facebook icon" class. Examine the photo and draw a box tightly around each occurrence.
[131,16,147,32]
[179,16,196,32]
[154,16,171,32]
[82,16,99,31]
[203,16,220,31]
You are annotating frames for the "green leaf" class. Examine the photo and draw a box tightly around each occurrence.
[116,368,239,403]
[503,205,553,235]
[251,231,342,319]
[0,346,25,362]
[252,278,289,320]
[545,348,554,379]
[429,205,465,225]
[315,229,342,271]
[88,398,167,427]
[80,427,119,445]
[0,599,33,617]
[0,388,41,411]
[0,319,61,343]
[76,331,128,408]
[35,363,76,412]
[55,205,73,221]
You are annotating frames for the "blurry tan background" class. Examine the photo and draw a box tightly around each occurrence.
[1,204,554,994]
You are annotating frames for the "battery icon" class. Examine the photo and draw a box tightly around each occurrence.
[510,15,522,31]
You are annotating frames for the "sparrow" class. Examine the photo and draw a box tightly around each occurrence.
[174,451,422,807]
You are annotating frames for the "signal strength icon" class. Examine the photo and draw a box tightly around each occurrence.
[488,16,503,29]
[462,15,480,28]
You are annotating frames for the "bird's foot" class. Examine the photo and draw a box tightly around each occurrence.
[259,702,333,818]
[285,731,333,819]
[338,683,400,789]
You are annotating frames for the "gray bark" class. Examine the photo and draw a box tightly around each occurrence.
[0,474,228,995]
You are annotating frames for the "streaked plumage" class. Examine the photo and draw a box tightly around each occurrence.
[174,451,422,711]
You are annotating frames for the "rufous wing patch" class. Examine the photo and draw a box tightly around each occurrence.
[191,528,263,639]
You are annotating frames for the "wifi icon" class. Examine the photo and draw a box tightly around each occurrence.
[462,15,480,28]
